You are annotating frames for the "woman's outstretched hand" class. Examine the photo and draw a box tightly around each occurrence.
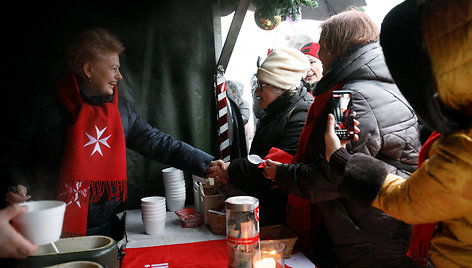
[206,160,230,183]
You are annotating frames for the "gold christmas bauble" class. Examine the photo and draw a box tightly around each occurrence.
[254,8,281,30]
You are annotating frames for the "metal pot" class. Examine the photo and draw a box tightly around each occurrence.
[15,236,119,268]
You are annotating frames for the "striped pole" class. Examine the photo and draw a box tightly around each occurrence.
[216,66,230,162]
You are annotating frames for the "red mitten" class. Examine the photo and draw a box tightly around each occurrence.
[258,147,294,168]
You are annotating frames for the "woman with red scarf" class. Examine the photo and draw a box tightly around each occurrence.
[263,10,423,267]
[324,0,472,267]
[3,28,218,240]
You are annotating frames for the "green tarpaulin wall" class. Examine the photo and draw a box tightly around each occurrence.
[4,0,221,209]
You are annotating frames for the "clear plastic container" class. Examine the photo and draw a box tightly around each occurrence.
[226,196,260,268]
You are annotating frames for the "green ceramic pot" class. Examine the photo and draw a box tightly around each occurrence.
[15,236,119,268]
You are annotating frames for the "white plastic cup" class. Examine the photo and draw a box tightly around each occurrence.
[12,200,66,245]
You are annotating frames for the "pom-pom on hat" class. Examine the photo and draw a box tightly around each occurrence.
[256,47,310,90]
[300,42,320,59]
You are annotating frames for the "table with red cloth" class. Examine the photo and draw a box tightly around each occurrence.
[119,209,315,268]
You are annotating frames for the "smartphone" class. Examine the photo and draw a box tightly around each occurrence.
[331,90,355,140]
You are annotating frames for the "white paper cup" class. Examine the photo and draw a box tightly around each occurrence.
[164,187,185,193]
[163,179,184,185]
[141,204,166,209]
[165,186,185,191]
[142,210,167,217]
[141,196,166,205]
[142,204,166,213]
[142,210,166,216]
[141,203,167,209]
[165,196,185,201]
[143,218,166,235]
[142,217,166,224]
[163,180,184,185]
[162,167,183,174]
[162,173,183,179]
[166,198,186,211]
[162,169,185,186]
[141,208,167,215]
[165,186,185,193]
[165,190,185,195]
[12,200,66,245]
[142,215,167,222]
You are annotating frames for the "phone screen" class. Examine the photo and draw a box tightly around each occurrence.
[331,91,354,140]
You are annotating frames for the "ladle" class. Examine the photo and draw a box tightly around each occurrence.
[51,242,60,253]
[247,154,266,165]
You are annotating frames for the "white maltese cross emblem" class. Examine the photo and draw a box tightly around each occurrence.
[84,126,111,156]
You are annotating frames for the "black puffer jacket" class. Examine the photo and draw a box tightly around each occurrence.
[228,87,313,226]
[275,42,422,267]
[1,86,214,240]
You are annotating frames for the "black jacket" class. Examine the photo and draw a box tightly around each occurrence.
[1,86,214,239]
[275,42,422,267]
[228,87,313,226]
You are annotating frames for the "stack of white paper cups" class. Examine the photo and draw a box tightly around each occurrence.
[162,167,186,211]
[141,196,166,235]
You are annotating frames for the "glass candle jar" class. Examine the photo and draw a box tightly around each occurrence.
[253,240,285,268]
[226,196,260,268]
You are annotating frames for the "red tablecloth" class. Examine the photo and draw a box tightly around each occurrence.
[122,239,294,268]
[121,239,228,268]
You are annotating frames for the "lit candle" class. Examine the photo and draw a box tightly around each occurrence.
[254,257,276,268]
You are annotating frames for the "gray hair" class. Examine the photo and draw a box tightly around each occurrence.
[283,85,301,96]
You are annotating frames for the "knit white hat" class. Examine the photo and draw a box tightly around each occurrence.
[256,47,310,90]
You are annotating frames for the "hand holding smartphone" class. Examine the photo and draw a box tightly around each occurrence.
[331,90,355,140]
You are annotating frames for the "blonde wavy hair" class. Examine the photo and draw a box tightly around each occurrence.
[65,27,125,75]
[319,9,379,58]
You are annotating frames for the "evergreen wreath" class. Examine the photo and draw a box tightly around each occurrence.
[252,0,318,19]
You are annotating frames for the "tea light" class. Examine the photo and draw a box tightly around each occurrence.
[255,241,285,268]
[254,257,276,268]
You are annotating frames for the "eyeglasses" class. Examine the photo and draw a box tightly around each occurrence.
[256,82,268,92]
[256,82,285,96]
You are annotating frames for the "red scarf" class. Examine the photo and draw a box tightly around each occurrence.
[286,83,344,246]
[407,131,441,266]
[294,83,344,163]
[56,71,127,237]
